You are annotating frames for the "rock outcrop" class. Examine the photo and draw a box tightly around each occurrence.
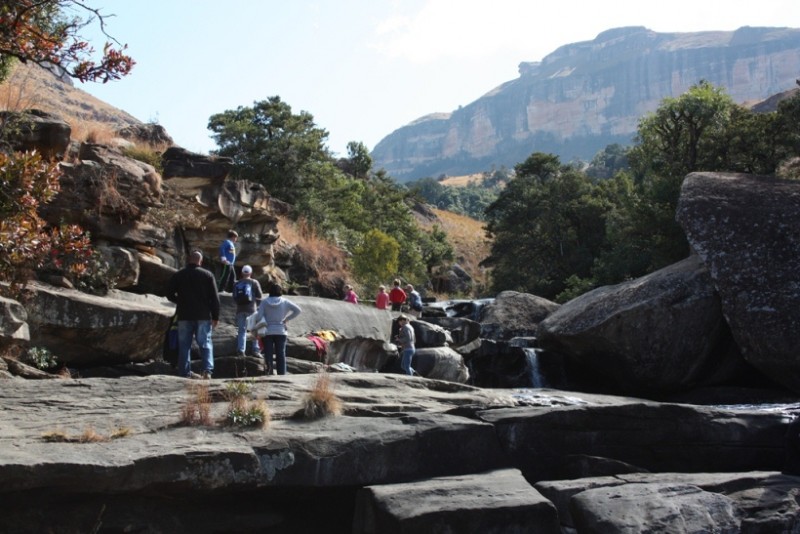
[372,26,800,181]
[676,172,800,393]
[0,374,796,532]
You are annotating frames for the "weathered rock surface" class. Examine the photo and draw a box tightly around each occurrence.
[20,281,173,366]
[480,396,791,482]
[0,109,71,159]
[478,290,560,341]
[676,172,800,394]
[537,255,740,395]
[353,468,560,533]
[0,375,796,533]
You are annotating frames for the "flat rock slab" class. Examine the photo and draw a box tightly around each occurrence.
[353,468,560,534]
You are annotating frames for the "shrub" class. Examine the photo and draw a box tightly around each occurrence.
[122,144,164,174]
[26,346,57,370]
[225,398,269,428]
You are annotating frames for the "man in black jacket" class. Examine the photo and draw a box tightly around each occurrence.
[166,250,220,378]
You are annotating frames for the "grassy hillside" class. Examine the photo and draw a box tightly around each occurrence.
[415,207,490,294]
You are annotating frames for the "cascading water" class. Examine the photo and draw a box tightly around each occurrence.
[523,347,546,388]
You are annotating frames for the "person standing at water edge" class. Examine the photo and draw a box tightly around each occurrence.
[166,250,220,379]
[233,265,262,357]
[395,315,416,376]
[253,282,302,375]
[218,230,238,293]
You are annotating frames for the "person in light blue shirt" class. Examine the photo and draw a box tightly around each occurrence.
[217,230,237,293]
[405,284,423,318]
[253,282,302,375]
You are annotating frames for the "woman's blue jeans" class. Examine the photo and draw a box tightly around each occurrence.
[262,334,288,375]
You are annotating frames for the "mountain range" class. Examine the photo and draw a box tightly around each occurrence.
[371,26,800,181]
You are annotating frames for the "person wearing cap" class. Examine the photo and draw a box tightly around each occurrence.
[394,315,416,376]
[234,264,263,357]
[405,284,423,318]
[166,250,220,379]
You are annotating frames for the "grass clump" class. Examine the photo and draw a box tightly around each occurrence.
[40,425,131,443]
[180,383,212,426]
[300,372,343,420]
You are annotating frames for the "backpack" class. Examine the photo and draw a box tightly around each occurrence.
[233,280,253,304]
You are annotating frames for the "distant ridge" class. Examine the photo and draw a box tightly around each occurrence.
[372,26,800,181]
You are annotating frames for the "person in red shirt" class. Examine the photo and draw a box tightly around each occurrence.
[388,279,407,312]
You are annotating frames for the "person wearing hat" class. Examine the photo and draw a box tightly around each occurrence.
[394,315,417,376]
[233,264,263,357]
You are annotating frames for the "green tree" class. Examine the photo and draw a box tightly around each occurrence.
[352,229,399,288]
[482,153,607,299]
[343,140,372,179]
[208,96,331,204]
[419,224,454,275]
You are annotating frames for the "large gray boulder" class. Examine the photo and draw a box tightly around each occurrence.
[353,468,560,533]
[21,282,173,365]
[0,109,71,158]
[537,255,740,395]
[676,172,800,393]
[478,290,560,341]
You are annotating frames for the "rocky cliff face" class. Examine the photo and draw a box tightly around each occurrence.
[372,26,800,181]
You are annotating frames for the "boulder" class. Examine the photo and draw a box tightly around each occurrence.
[0,295,29,342]
[537,255,741,395]
[0,109,71,158]
[480,399,790,483]
[353,468,560,533]
[95,245,139,288]
[21,282,174,366]
[676,172,800,393]
[478,291,559,341]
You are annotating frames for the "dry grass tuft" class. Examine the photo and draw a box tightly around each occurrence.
[79,425,108,443]
[180,383,213,426]
[41,429,70,442]
[300,372,343,420]
[278,218,350,295]
[40,425,130,443]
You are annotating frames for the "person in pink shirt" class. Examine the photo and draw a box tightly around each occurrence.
[375,285,389,309]
[343,284,359,304]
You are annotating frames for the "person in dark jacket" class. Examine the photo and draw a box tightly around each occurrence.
[166,250,220,379]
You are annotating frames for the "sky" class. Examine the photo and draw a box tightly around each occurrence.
[76,0,800,158]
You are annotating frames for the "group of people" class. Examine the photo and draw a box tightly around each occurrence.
[166,231,302,379]
[374,279,422,316]
[167,230,419,379]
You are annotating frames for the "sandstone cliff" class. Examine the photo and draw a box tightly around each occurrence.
[372,26,800,181]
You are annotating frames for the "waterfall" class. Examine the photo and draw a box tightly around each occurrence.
[523,347,547,388]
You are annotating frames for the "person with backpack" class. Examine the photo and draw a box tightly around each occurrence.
[233,265,263,357]
[252,282,302,375]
